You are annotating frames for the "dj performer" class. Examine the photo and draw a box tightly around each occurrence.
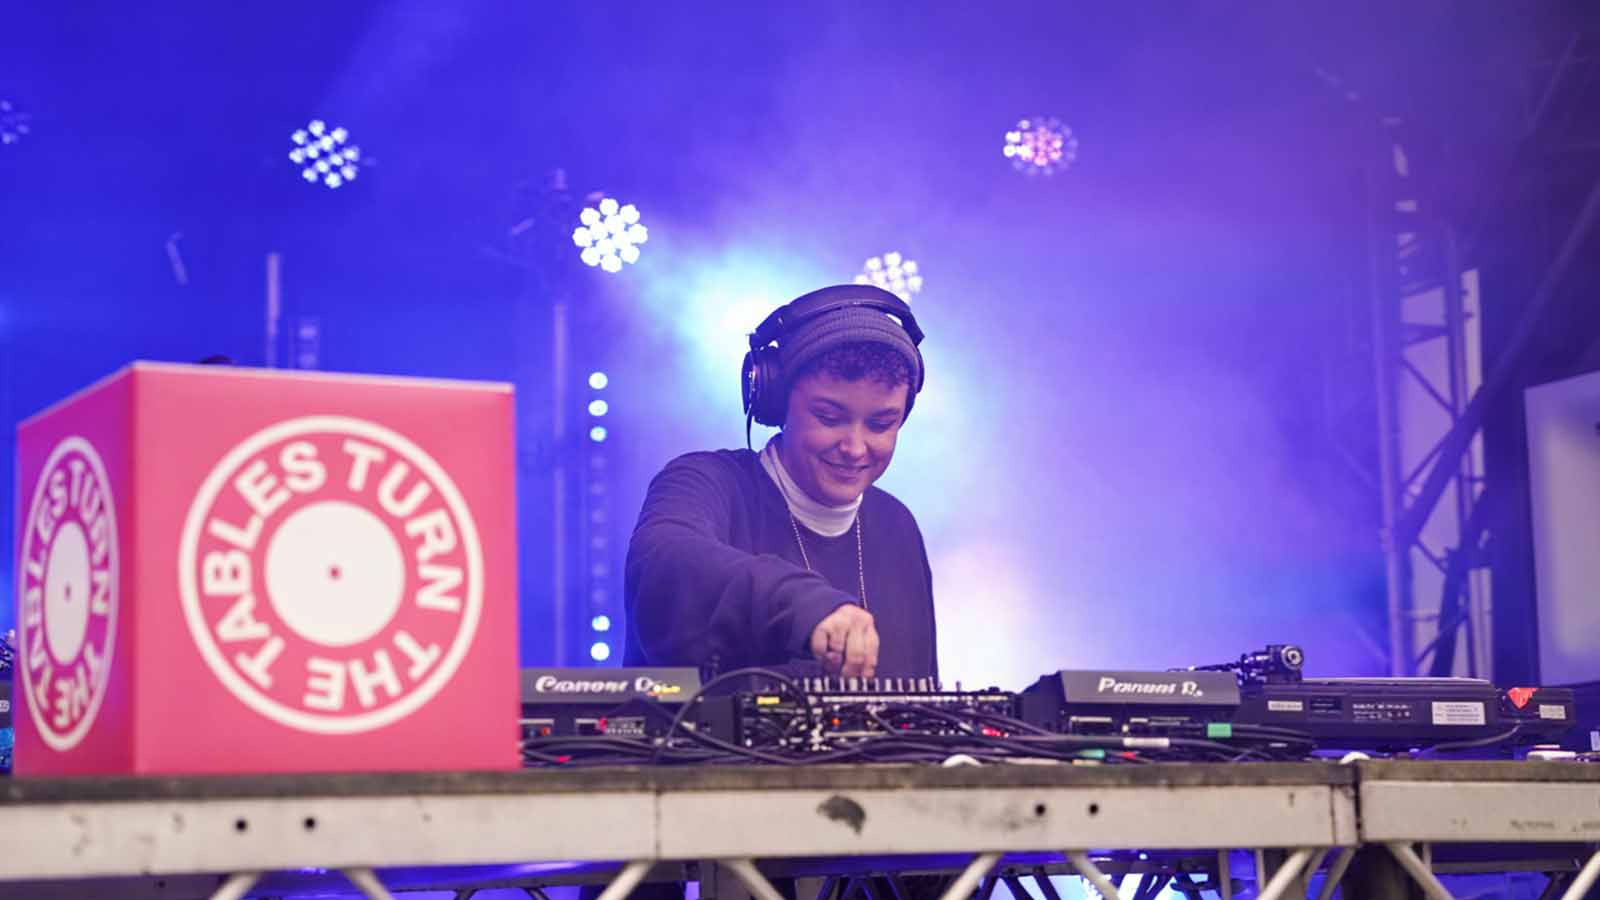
[624,284,938,681]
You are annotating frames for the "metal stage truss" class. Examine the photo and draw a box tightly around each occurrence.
[1,761,1598,900]
[1366,112,1491,680]
[1361,26,1600,678]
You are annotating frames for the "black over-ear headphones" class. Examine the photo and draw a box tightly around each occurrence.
[741,284,926,430]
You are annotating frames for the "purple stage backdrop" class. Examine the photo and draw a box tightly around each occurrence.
[0,2,1566,686]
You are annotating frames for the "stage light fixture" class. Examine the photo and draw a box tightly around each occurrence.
[288,119,363,190]
[855,251,923,302]
[573,197,647,273]
[590,642,612,662]
[0,99,32,145]
[1003,116,1078,176]
[581,371,615,661]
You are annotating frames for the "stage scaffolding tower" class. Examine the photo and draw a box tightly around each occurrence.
[1367,27,1600,678]
[1367,115,1490,678]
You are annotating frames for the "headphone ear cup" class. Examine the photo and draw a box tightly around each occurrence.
[747,347,786,427]
[741,350,760,420]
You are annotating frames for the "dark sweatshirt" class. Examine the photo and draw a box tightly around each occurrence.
[623,449,939,679]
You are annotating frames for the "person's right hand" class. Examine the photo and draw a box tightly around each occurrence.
[809,603,878,678]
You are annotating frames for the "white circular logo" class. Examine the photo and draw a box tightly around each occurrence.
[177,416,484,734]
[18,436,120,751]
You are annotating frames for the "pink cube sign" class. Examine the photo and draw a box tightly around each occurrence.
[13,363,519,775]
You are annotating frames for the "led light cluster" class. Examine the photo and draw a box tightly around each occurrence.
[288,120,362,189]
[1003,116,1078,176]
[856,252,923,302]
[1,99,31,145]
[573,197,648,273]
[586,370,612,663]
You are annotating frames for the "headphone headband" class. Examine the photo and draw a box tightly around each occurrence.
[748,284,924,351]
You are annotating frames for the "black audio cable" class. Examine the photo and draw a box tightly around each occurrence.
[1415,725,1524,758]
[651,666,815,766]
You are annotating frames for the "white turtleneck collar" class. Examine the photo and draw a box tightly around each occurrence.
[759,436,861,537]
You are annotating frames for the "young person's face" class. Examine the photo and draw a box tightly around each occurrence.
[778,370,909,507]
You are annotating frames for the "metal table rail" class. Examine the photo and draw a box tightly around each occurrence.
[4,761,1597,900]
[1353,760,1600,900]
[0,763,1357,900]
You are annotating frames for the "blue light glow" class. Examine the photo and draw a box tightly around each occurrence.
[590,642,612,662]
[588,371,609,390]
[592,615,611,632]
[589,425,607,442]
[588,399,608,417]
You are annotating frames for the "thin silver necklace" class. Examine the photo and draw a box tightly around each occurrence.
[789,512,867,610]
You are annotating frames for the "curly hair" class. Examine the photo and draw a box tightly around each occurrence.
[789,341,913,388]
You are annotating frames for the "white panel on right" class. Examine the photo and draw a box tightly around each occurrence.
[1525,369,1600,685]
